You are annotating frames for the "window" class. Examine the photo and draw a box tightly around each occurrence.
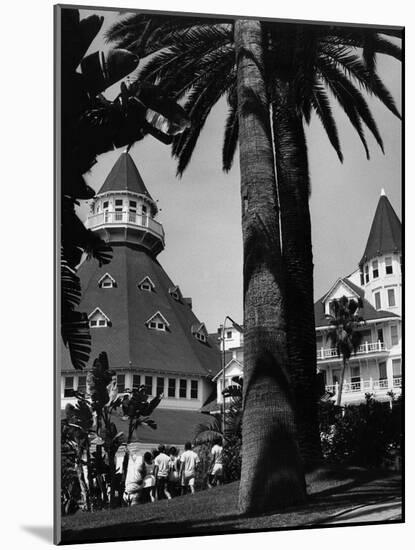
[168,378,176,398]
[377,329,384,343]
[387,288,396,307]
[132,375,141,389]
[350,366,360,384]
[226,331,232,339]
[391,325,399,346]
[195,332,206,342]
[103,201,109,209]
[385,257,393,275]
[77,375,87,393]
[138,277,155,292]
[374,291,381,310]
[64,377,74,397]
[144,376,153,395]
[117,375,125,392]
[364,264,369,283]
[115,199,123,207]
[141,283,152,291]
[142,205,147,214]
[129,200,137,209]
[146,312,169,331]
[360,269,365,286]
[392,359,401,378]
[179,379,187,398]
[190,380,198,399]
[156,377,165,396]
[98,273,116,289]
[378,362,387,381]
[89,308,110,328]
[372,260,379,279]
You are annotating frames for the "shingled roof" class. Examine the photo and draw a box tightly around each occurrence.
[97,152,154,200]
[359,193,401,266]
[314,277,400,328]
[61,244,221,377]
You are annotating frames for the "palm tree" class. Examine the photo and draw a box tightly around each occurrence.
[326,296,365,406]
[107,14,401,510]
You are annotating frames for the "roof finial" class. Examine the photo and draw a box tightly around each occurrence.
[381,188,386,196]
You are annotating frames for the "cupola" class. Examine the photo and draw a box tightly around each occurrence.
[86,151,165,257]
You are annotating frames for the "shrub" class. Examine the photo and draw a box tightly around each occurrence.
[319,395,403,469]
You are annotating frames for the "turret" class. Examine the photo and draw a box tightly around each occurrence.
[86,151,165,256]
[358,189,402,315]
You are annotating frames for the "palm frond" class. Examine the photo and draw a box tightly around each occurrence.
[310,84,343,161]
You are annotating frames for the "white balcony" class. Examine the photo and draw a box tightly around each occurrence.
[86,211,165,241]
[317,341,387,361]
[325,377,402,404]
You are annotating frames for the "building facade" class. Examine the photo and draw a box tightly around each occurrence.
[208,190,402,409]
[61,152,221,416]
[315,190,402,404]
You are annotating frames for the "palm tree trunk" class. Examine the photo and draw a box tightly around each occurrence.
[336,358,348,406]
[272,84,322,469]
[235,19,306,514]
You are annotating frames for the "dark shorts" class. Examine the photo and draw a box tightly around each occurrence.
[156,475,168,489]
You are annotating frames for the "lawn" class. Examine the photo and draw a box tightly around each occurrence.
[61,466,402,544]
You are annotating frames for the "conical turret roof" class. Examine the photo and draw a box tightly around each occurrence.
[97,152,154,200]
[359,192,401,266]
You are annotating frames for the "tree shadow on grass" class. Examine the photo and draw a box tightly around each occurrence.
[61,475,402,544]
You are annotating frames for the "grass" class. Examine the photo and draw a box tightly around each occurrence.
[61,466,402,544]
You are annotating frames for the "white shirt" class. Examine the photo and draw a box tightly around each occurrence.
[211,444,223,465]
[155,452,170,477]
[125,454,142,491]
[180,450,200,476]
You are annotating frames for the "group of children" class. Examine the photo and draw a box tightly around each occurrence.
[123,438,224,506]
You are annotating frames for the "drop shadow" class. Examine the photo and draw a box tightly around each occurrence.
[21,525,53,543]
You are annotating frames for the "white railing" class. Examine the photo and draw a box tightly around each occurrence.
[325,377,402,396]
[317,341,386,360]
[86,211,165,240]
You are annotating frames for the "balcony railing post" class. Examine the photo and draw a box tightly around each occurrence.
[365,341,369,353]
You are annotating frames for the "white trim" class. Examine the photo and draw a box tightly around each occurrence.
[88,307,111,322]
[321,277,360,304]
[145,311,170,330]
[212,358,244,382]
[138,275,155,291]
[97,272,116,288]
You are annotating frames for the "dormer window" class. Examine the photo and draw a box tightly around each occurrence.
[138,276,155,292]
[169,286,182,302]
[191,323,208,343]
[88,307,111,328]
[98,273,116,289]
[146,311,170,332]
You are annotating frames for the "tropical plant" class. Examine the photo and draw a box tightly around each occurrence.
[319,394,402,468]
[61,351,162,511]
[326,296,365,406]
[194,381,243,483]
[106,14,401,511]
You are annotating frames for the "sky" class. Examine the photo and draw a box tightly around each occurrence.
[78,8,402,333]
